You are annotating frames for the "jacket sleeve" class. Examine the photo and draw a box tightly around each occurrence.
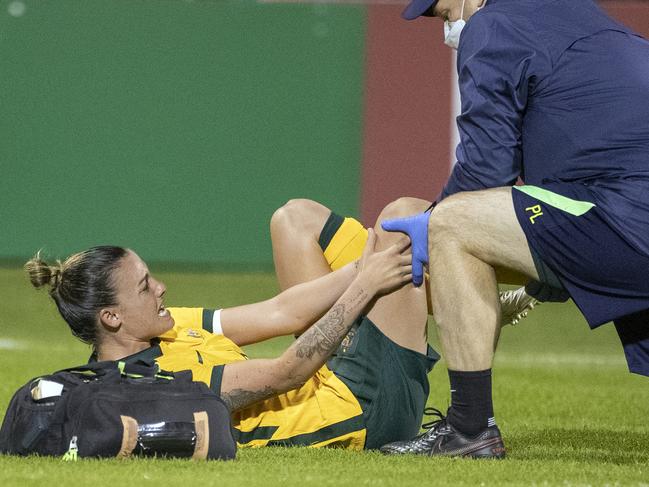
[439,11,550,201]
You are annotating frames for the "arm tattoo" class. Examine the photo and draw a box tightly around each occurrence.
[221,385,276,412]
[295,304,345,359]
[294,287,369,360]
[221,286,370,405]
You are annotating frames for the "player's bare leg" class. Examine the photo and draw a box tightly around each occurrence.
[270,197,430,354]
[365,197,431,354]
[270,199,332,291]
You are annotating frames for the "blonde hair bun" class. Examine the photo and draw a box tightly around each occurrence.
[25,252,63,290]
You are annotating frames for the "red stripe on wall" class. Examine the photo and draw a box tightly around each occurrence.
[602,0,649,37]
[360,6,452,224]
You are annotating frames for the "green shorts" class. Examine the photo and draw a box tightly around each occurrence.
[327,316,439,450]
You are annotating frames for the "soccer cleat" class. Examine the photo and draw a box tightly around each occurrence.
[499,286,539,327]
[379,408,506,459]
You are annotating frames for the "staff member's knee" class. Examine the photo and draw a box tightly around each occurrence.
[428,194,473,252]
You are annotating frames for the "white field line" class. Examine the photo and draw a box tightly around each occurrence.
[495,352,625,368]
[0,338,26,350]
[0,338,74,353]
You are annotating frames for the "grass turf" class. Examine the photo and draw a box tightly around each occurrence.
[0,266,647,486]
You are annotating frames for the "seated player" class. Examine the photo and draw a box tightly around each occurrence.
[26,198,534,450]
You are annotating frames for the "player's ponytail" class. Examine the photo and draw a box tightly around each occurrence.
[25,246,128,346]
[25,252,64,291]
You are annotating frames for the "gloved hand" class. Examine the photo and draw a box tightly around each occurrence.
[381,211,431,287]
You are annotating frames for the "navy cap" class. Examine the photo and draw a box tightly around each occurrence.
[402,0,439,20]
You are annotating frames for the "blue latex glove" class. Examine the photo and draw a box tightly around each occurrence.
[381,211,430,286]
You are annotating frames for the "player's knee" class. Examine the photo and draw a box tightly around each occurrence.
[270,199,313,233]
[377,197,430,223]
[270,199,330,238]
[373,197,431,247]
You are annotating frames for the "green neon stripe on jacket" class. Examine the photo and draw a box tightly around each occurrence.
[514,185,596,216]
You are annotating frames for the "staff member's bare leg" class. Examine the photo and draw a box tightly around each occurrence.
[270,198,430,354]
[382,187,540,457]
[429,188,538,369]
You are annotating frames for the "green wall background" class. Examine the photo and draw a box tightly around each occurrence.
[0,0,365,266]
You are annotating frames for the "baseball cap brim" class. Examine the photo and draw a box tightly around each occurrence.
[401,0,439,20]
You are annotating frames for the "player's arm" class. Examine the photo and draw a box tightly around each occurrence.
[218,260,359,346]
[438,12,550,202]
[219,230,411,412]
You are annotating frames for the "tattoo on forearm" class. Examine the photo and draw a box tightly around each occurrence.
[347,287,369,309]
[295,304,345,359]
[294,287,369,360]
[221,385,276,412]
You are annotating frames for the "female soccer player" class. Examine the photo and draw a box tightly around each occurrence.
[26,197,532,450]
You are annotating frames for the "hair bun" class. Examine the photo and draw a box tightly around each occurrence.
[25,253,63,290]
[49,265,63,288]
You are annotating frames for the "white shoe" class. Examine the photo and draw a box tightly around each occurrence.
[499,287,539,327]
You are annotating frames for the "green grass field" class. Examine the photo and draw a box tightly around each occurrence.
[1,266,647,486]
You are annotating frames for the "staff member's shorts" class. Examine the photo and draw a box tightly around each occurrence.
[512,183,649,376]
[318,213,439,449]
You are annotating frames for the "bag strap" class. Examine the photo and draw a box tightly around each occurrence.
[46,360,176,429]
[56,360,174,381]
[116,360,174,380]
[54,361,118,379]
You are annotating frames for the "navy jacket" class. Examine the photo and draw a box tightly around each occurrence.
[442,0,649,255]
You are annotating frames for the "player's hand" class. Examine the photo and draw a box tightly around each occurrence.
[356,228,412,296]
[380,212,430,287]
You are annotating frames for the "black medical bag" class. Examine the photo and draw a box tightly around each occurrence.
[0,360,236,460]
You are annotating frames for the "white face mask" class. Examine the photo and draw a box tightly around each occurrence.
[443,0,484,50]
[443,16,466,50]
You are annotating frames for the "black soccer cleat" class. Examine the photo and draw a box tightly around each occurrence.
[379,408,506,459]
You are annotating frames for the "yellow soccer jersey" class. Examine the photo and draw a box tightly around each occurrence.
[154,307,249,390]
[124,307,366,449]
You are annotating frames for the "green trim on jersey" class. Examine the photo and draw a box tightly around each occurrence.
[514,186,596,216]
[202,308,215,332]
[210,365,225,395]
[266,414,365,447]
[234,414,364,447]
[121,344,163,363]
[235,426,280,445]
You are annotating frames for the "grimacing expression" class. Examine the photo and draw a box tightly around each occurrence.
[109,250,174,340]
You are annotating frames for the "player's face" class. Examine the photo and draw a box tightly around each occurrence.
[111,250,174,340]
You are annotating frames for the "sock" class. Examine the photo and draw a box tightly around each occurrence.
[446,369,495,437]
